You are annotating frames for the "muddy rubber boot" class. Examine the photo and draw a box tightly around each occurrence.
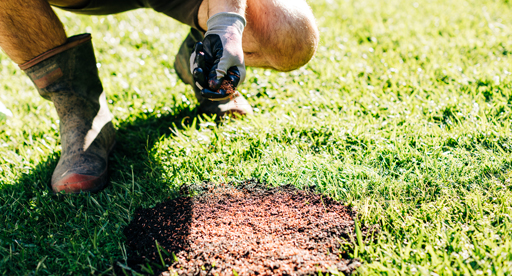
[174,28,253,117]
[20,34,116,194]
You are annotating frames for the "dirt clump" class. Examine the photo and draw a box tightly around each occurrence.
[123,180,361,275]
[220,79,236,95]
[219,71,238,96]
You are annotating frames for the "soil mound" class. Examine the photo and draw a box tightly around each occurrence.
[123,180,361,275]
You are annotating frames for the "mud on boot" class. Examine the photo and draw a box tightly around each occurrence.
[21,34,116,194]
[174,28,253,117]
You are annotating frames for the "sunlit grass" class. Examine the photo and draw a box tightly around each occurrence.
[1,0,512,274]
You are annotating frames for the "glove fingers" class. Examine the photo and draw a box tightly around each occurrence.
[200,88,228,100]
[190,42,203,74]
[193,68,207,89]
[214,58,245,86]
[192,44,205,69]
[191,42,210,89]
[196,51,206,71]
[193,42,203,53]
[208,64,222,91]
[205,66,241,95]
[227,66,241,88]
[208,78,223,91]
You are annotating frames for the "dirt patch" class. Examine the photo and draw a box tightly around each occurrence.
[122,180,361,275]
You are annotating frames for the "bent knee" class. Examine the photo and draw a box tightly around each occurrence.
[246,0,319,72]
[269,16,319,72]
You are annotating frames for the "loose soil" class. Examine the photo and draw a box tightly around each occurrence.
[219,71,238,96]
[219,79,236,95]
[122,180,362,275]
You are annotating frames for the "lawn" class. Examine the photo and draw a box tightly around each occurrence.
[1,0,512,274]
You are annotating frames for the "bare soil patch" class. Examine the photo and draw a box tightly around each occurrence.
[123,180,361,275]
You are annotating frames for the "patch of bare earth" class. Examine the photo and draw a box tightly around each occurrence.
[123,180,361,275]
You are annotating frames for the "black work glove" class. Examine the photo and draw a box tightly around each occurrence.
[190,12,246,100]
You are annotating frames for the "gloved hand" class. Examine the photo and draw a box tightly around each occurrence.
[190,12,246,100]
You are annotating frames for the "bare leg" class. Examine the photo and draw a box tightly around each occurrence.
[0,0,115,193]
[197,0,319,72]
[0,0,67,64]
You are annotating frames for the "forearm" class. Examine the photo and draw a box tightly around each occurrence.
[207,0,246,18]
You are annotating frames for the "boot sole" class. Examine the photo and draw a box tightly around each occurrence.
[52,140,116,194]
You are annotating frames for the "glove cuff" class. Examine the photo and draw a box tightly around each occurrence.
[206,12,246,36]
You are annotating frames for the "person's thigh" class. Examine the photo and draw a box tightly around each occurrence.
[51,0,204,31]
[49,0,144,15]
[143,0,204,31]
[51,0,318,71]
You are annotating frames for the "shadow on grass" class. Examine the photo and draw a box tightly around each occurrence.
[7,104,200,196]
[0,104,203,274]
[109,105,207,274]
[109,105,201,198]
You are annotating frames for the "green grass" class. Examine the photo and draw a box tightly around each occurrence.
[1,0,512,274]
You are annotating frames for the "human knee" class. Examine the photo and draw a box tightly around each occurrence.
[248,0,319,72]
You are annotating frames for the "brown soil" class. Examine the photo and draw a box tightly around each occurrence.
[122,180,361,275]
[219,71,238,95]
[220,79,236,95]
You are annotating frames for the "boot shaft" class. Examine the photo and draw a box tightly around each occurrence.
[20,34,116,193]
[20,34,103,105]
